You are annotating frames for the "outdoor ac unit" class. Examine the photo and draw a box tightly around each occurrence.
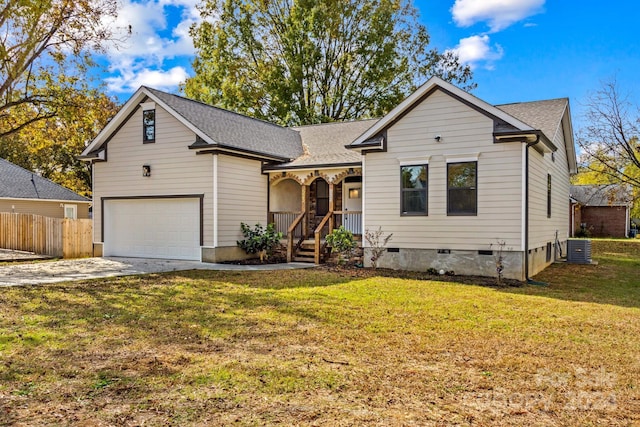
[567,239,592,264]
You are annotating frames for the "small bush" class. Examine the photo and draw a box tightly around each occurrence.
[237,223,282,262]
[326,226,357,264]
[575,227,591,238]
[364,227,393,269]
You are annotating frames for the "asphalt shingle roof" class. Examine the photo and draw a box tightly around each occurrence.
[145,87,303,160]
[0,158,89,202]
[496,98,568,142]
[266,120,376,169]
[570,184,632,206]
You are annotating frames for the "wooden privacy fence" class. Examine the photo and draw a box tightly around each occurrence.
[0,213,93,258]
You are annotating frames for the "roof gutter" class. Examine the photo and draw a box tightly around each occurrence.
[189,144,291,163]
[262,161,361,172]
[495,130,557,153]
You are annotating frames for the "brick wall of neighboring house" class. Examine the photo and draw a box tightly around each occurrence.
[581,206,628,237]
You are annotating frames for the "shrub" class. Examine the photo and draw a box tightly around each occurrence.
[325,226,357,264]
[364,227,393,269]
[237,223,282,262]
[575,227,591,238]
[489,239,510,284]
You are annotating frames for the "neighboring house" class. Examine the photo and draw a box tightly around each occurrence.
[80,77,577,280]
[0,157,91,219]
[570,184,632,237]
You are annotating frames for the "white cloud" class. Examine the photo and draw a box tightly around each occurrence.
[105,0,200,61]
[99,0,200,94]
[451,0,545,32]
[105,66,189,93]
[448,35,504,69]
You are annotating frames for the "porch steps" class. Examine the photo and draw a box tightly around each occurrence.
[293,240,322,263]
[289,236,362,263]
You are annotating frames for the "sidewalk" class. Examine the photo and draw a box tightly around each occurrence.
[0,256,315,287]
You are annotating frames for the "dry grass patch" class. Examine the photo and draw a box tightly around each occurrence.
[1,246,639,425]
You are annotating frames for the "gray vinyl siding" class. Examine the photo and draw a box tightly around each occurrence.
[528,116,571,249]
[92,105,214,243]
[216,155,268,246]
[0,199,90,219]
[363,89,524,250]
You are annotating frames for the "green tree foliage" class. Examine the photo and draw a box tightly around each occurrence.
[576,78,640,217]
[185,0,474,126]
[0,88,118,196]
[0,0,120,139]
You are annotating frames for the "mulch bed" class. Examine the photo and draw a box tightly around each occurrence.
[220,257,524,287]
[317,264,525,287]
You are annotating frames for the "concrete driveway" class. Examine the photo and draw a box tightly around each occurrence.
[0,257,314,287]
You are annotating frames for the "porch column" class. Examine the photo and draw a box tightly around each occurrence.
[328,182,335,232]
[302,184,309,237]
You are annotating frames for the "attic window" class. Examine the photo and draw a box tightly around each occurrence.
[143,109,156,143]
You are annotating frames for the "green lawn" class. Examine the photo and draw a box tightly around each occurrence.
[1,240,639,426]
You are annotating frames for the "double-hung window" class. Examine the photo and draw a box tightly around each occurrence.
[447,161,477,215]
[401,165,428,215]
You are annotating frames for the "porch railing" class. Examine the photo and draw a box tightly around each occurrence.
[279,210,363,264]
[271,211,302,237]
[286,212,307,262]
[333,211,362,235]
[314,211,332,264]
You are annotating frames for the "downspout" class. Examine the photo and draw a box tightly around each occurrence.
[524,135,547,286]
[626,205,630,238]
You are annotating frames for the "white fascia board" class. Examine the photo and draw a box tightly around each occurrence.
[81,87,147,156]
[0,197,91,204]
[562,104,578,174]
[350,76,534,147]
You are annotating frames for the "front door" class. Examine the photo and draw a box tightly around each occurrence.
[342,182,362,234]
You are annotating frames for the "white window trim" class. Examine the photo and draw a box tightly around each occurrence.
[64,204,77,219]
[445,153,480,163]
[140,101,156,111]
[398,156,430,166]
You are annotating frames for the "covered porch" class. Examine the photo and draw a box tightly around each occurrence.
[268,167,362,263]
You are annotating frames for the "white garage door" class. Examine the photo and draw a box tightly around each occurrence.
[104,198,200,260]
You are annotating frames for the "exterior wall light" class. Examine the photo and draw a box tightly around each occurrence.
[143,165,151,177]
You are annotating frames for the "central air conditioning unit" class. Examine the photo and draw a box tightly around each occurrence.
[567,239,592,264]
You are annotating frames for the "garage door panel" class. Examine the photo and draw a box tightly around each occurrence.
[104,198,200,260]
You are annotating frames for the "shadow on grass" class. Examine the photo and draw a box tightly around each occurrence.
[504,240,640,309]
[0,268,359,358]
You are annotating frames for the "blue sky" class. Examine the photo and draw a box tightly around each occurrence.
[96,0,639,128]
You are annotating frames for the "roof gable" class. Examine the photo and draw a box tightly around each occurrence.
[81,87,302,162]
[347,76,536,150]
[0,158,89,202]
